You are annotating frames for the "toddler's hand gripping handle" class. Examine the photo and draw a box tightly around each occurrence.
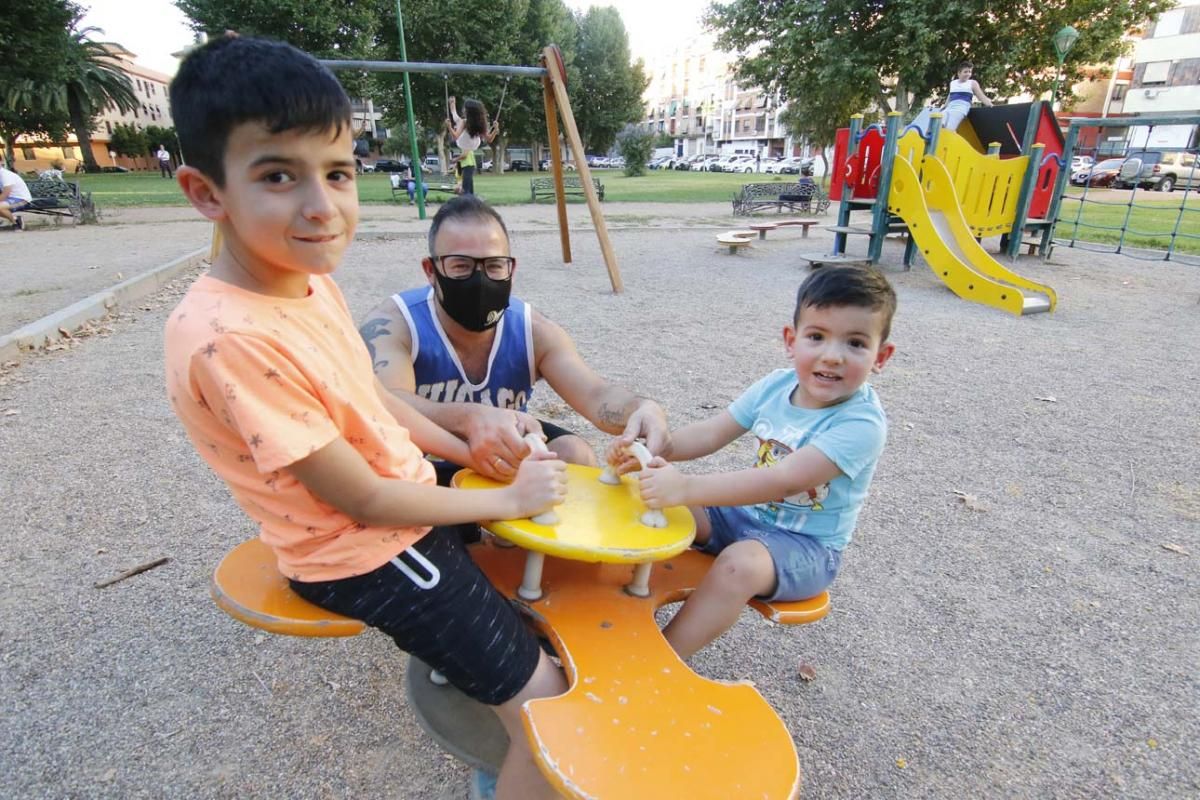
[627,442,668,529]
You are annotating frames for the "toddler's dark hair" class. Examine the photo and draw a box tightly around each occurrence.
[957,61,974,72]
[170,35,351,186]
[794,266,897,340]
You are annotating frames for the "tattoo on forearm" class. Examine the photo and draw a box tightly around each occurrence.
[358,317,392,374]
[596,402,625,427]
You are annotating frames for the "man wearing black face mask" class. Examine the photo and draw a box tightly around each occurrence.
[360,195,670,485]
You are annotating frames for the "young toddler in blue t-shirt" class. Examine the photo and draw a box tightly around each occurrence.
[609,265,897,659]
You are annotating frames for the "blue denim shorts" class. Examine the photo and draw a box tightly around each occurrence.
[702,505,842,602]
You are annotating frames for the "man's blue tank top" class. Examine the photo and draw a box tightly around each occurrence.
[393,286,535,411]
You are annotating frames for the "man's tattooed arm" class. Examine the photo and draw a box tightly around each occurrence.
[358,317,392,374]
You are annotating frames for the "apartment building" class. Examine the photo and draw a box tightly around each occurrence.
[9,44,173,172]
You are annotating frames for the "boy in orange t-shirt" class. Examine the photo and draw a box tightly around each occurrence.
[164,36,566,800]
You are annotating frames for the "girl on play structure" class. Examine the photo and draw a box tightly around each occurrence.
[446,96,499,195]
[943,61,993,132]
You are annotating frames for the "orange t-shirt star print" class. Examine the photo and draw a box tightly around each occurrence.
[164,273,436,582]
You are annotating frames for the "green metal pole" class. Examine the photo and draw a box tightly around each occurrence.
[834,114,863,256]
[1051,58,1064,110]
[868,111,901,264]
[395,0,427,220]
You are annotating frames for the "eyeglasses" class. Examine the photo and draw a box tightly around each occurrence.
[434,254,515,281]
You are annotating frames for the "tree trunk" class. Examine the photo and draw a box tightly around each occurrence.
[1,130,15,170]
[67,93,100,173]
[495,138,507,173]
[875,85,892,115]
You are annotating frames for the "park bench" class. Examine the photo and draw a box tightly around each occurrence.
[390,174,459,204]
[530,175,605,203]
[22,178,95,224]
[733,181,830,216]
[749,218,820,239]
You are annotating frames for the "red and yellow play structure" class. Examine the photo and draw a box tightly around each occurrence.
[812,102,1066,316]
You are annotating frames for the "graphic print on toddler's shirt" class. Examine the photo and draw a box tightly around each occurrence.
[754,435,830,523]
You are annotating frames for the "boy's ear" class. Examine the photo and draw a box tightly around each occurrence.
[872,341,896,374]
[782,325,796,355]
[176,166,226,222]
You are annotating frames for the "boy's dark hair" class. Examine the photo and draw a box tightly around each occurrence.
[957,61,974,72]
[427,195,509,255]
[794,266,897,340]
[463,99,489,138]
[170,35,351,186]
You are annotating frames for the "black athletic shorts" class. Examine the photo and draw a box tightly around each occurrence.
[289,527,541,706]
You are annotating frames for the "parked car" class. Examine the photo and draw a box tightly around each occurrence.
[694,155,722,171]
[422,155,442,173]
[1070,157,1125,187]
[712,155,755,173]
[371,158,411,173]
[1070,155,1094,171]
[509,159,534,172]
[1113,150,1199,192]
[767,157,800,175]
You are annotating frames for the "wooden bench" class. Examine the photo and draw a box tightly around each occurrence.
[733,182,830,216]
[530,175,605,202]
[749,218,820,239]
[716,230,756,254]
[390,175,459,204]
[22,178,95,224]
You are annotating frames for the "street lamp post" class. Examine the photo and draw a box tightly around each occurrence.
[1051,24,1080,110]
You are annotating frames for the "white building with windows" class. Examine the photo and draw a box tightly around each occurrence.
[1119,0,1200,149]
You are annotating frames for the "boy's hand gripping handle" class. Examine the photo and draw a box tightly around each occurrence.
[627,442,669,529]
[523,434,560,525]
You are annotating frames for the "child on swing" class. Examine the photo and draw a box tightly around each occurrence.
[446,96,499,195]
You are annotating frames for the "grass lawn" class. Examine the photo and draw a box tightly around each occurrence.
[74,168,806,208]
[1056,188,1200,256]
[72,171,1199,256]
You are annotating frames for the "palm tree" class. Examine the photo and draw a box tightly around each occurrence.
[21,23,141,173]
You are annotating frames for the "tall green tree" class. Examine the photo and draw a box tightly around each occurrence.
[143,125,180,162]
[571,7,647,154]
[706,0,1171,138]
[495,0,578,171]
[0,0,76,168]
[110,123,148,160]
[175,0,380,95]
[373,0,529,168]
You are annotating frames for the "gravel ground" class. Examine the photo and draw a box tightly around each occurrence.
[0,202,730,337]
[1,209,1198,799]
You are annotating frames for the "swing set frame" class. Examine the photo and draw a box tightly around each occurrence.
[321,46,624,293]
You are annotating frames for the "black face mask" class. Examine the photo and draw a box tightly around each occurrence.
[434,268,512,332]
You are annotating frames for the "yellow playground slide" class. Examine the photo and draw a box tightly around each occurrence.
[888,154,1057,316]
